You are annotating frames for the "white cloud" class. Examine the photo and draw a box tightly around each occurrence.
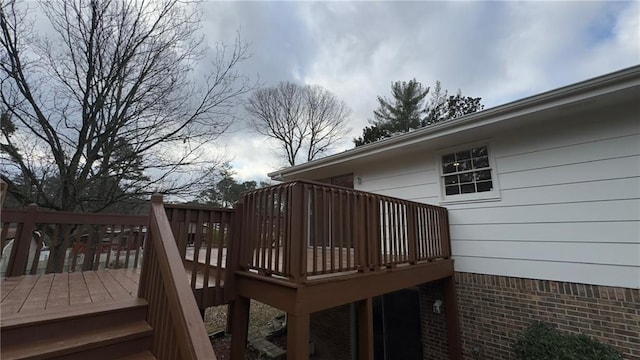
[203,1,639,181]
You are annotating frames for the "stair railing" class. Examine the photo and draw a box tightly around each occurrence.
[137,194,217,359]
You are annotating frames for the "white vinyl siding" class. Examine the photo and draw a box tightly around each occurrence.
[353,107,640,288]
[355,160,440,204]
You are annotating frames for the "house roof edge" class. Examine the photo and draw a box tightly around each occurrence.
[268,65,640,180]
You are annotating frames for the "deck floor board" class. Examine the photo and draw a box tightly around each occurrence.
[20,274,54,313]
[2,275,39,314]
[95,270,130,300]
[109,268,139,296]
[69,271,92,306]
[46,273,70,309]
[83,271,115,303]
[1,269,144,319]
[1,276,24,301]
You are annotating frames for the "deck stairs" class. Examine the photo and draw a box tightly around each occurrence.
[0,298,156,360]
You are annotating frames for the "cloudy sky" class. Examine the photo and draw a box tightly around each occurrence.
[196,1,639,182]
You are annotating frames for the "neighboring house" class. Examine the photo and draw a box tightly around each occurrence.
[269,66,640,359]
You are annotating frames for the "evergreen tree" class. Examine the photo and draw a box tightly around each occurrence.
[354,80,484,147]
[198,163,259,208]
[353,126,391,147]
[372,79,429,134]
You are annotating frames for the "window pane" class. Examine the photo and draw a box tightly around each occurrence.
[472,157,489,169]
[475,170,492,181]
[444,175,458,185]
[456,150,471,160]
[460,183,475,193]
[457,160,472,171]
[471,147,488,157]
[445,185,460,195]
[459,173,473,183]
[476,181,493,192]
[442,145,497,198]
[442,162,457,174]
[442,153,455,164]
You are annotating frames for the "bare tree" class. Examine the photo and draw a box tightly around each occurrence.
[0,0,254,212]
[246,82,350,166]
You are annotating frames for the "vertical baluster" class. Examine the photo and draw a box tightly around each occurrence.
[190,211,204,291]
[321,187,327,274]
[311,186,318,275]
[133,224,143,269]
[266,188,274,274]
[249,192,259,270]
[407,203,417,264]
[390,201,397,267]
[430,208,437,258]
[337,190,344,272]
[215,211,226,289]
[273,187,283,275]
[202,210,214,305]
[345,191,352,270]
[332,188,337,273]
[418,207,426,260]
[435,208,443,258]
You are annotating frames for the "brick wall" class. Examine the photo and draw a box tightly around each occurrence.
[419,282,448,359]
[420,272,640,360]
[309,304,352,360]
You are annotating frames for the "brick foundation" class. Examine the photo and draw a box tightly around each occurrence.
[420,272,640,360]
[309,304,353,360]
[419,282,449,359]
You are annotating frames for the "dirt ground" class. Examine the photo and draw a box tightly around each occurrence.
[206,300,285,359]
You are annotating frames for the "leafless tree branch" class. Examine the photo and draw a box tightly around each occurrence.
[0,0,255,211]
[246,81,350,166]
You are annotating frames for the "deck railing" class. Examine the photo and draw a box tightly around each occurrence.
[163,204,235,306]
[137,194,217,359]
[237,180,451,283]
[1,205,147,277]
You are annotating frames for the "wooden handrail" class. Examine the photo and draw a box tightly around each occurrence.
[138,194,217,359]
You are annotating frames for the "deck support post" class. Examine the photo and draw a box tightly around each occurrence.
[225,303,234,333]
[287,312,310,360]
[444,275,462,360]
[357,297,374,360]
[7,204,38,276]
[229,296,251,360]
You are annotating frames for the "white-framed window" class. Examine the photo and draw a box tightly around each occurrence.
[438,142,500,203]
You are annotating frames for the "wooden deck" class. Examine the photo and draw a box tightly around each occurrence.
[1,268,141,318]
[0,181,461,360]
[0,265,223,321]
